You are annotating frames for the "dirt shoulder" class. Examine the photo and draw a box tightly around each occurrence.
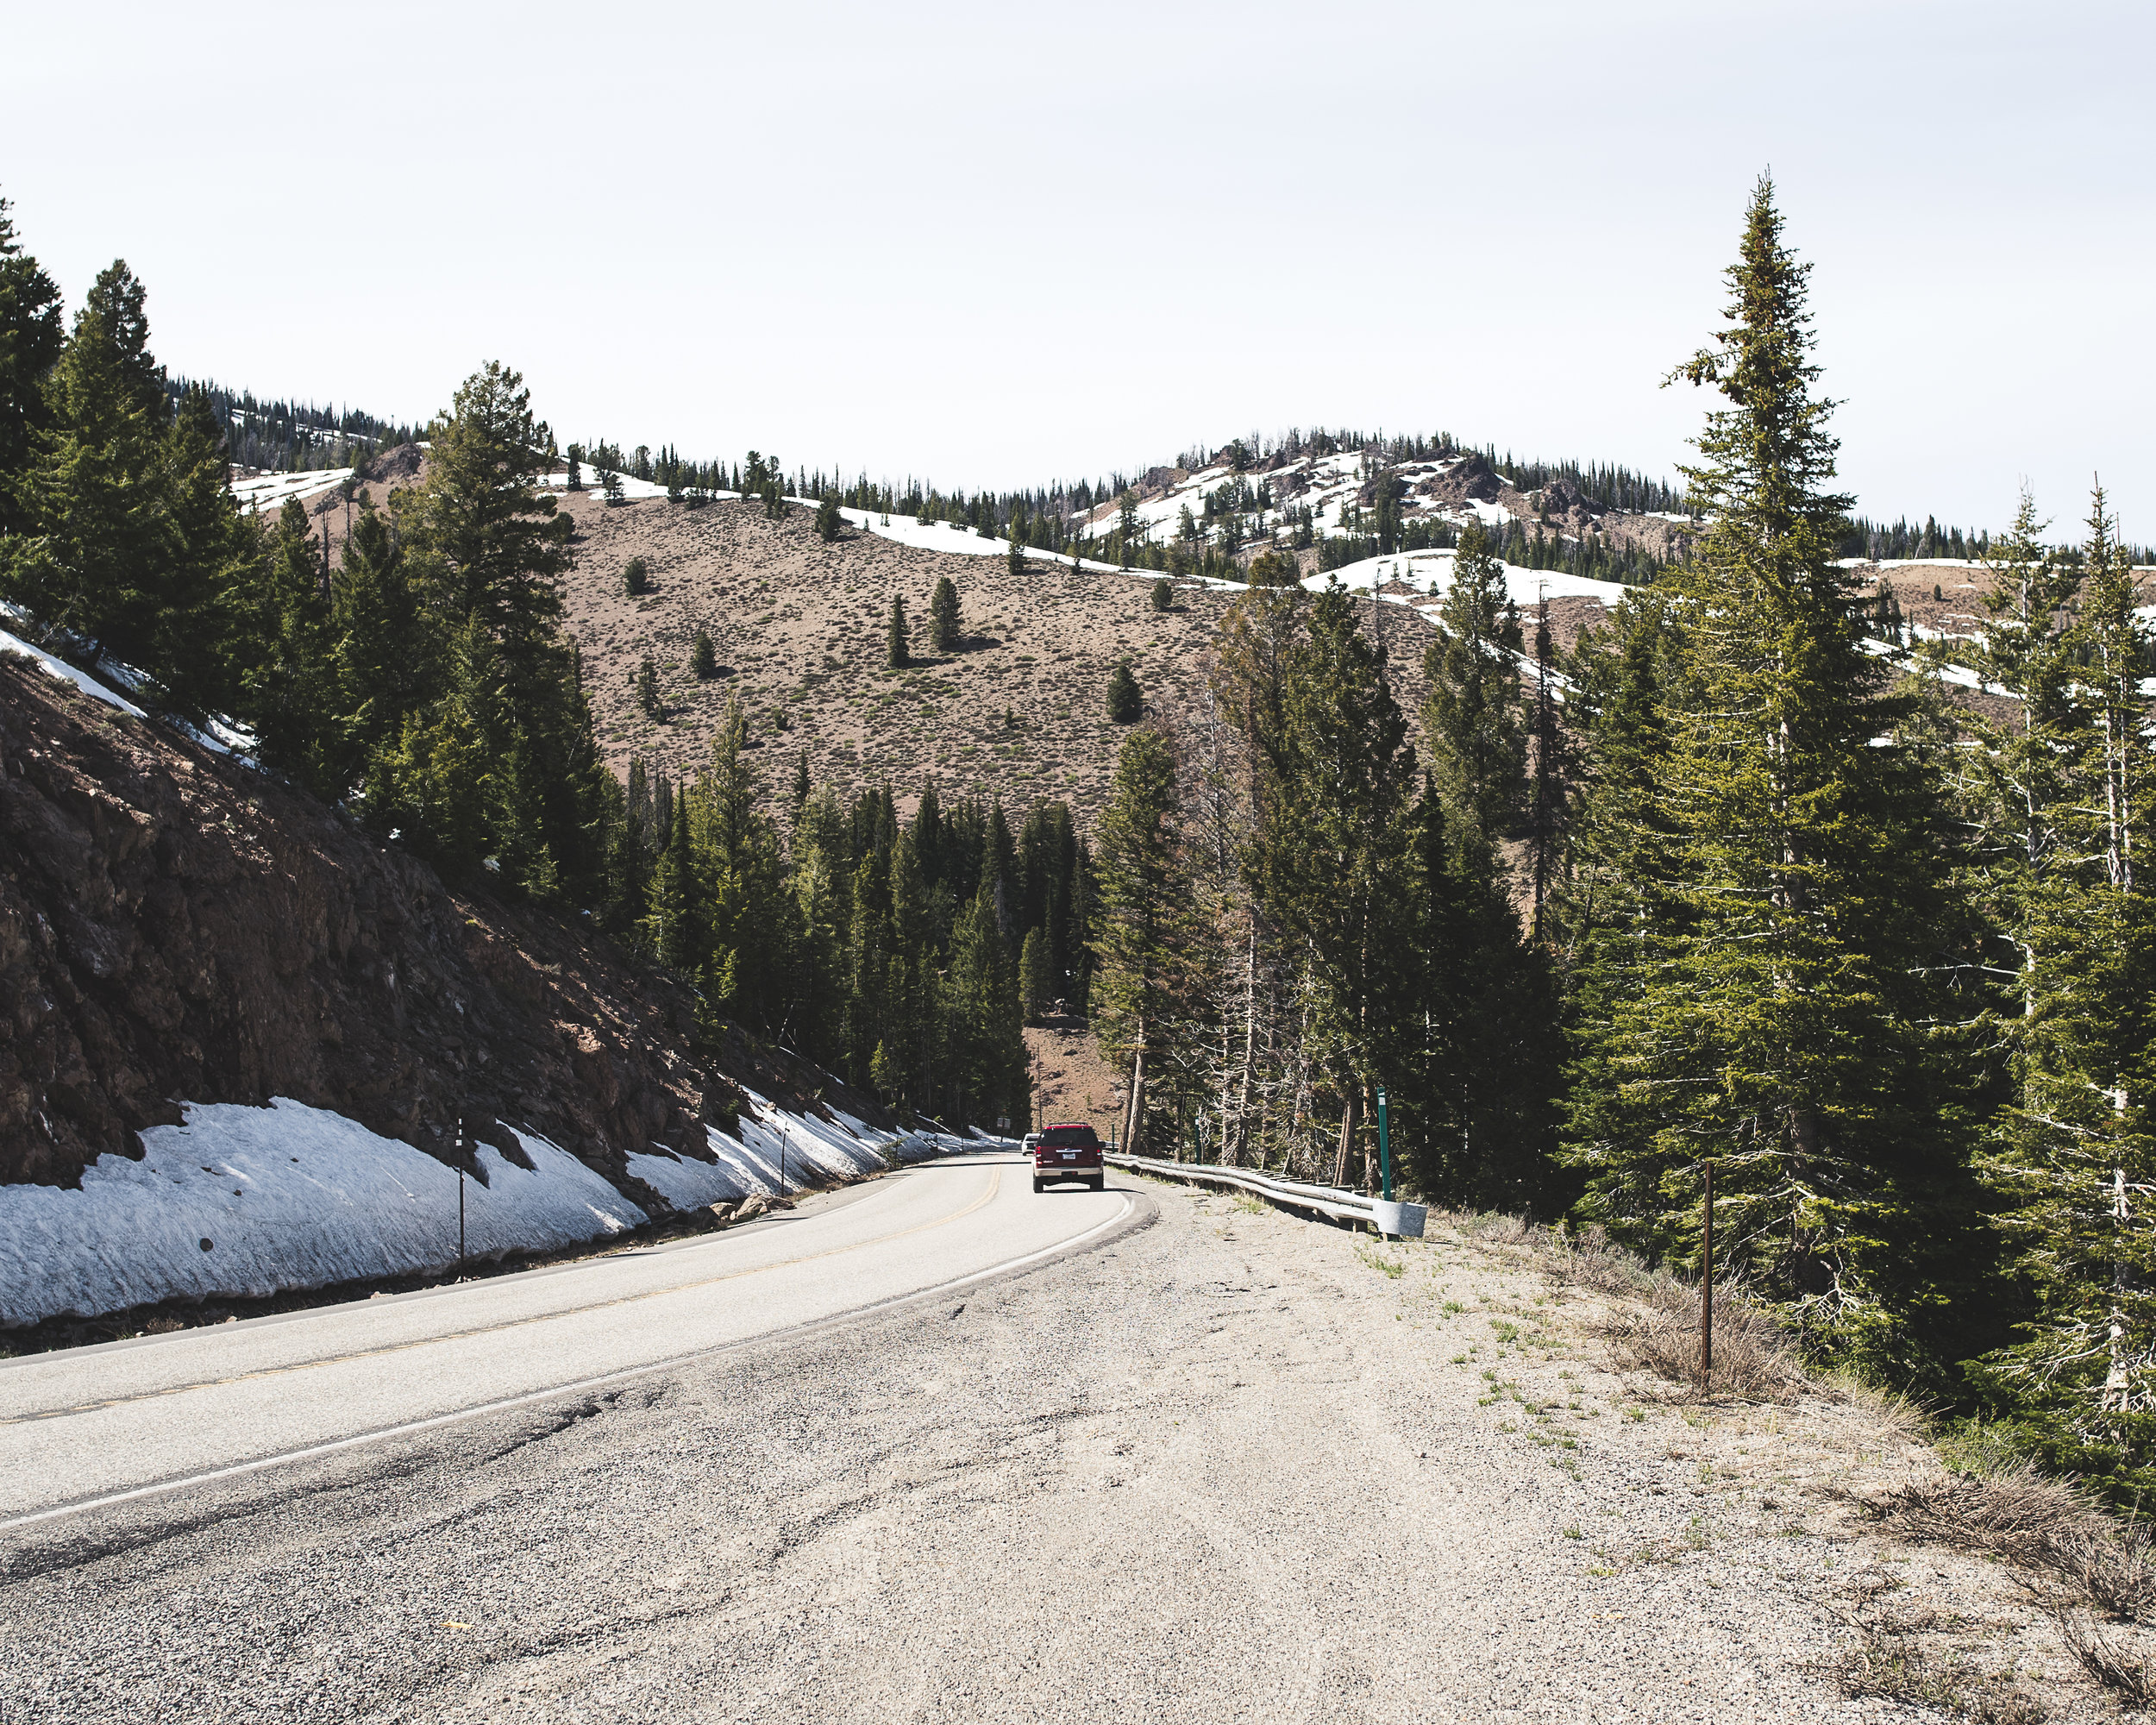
[5,1170,2115,1722]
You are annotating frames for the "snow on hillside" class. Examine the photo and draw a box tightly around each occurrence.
[1310,549,1627,609]
[1076,449,1515,548]
[230,467,353,513]
[0,626,148,720]
[535,469,678,502]
[837,505,1129,576]
[0,1095,981,1327]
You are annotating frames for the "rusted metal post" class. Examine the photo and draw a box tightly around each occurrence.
[1701,1158,1714,1377]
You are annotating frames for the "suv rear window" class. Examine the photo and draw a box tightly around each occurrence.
[1039,1125,1100,1148]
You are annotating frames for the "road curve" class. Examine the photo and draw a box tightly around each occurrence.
[0,1153,1138,1527]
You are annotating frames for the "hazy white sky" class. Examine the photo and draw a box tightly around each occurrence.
[6,1,2150,535]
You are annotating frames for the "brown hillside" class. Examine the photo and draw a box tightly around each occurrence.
[554,494,1448,825]
[0,654,870,1193]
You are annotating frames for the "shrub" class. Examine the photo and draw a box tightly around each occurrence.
[691,630,716,679]
[1106,659,1141,723]
[1150,577,1173,612]
[624,556,649,596]
[929,576,960,652]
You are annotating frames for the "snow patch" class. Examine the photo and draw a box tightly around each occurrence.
[0,1100,649,1328]
[0,628,148,719]
[229,468,353,513]
[0,1092,982,1327]
[1305,551,1628,608]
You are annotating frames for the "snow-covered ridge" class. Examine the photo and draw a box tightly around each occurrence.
[1076,449,1515,546]
[0,1096,996,1328]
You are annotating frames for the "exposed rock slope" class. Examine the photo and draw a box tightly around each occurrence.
[0,654,849,1192]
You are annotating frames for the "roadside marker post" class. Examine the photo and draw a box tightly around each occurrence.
[1376,1088,1391,1203]
[1701,1158,1714,1377]
[456,1117,467,1271]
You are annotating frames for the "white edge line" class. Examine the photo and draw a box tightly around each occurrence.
[0,1191,1135,1535]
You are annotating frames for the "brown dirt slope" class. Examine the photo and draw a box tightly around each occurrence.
[0,655,870,1192]
[555,492,1455,825]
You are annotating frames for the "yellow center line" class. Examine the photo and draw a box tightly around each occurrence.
[3,1167,1003,1428]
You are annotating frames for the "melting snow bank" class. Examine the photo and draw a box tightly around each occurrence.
[0,627,148,720]
[0,1096,1000,1328]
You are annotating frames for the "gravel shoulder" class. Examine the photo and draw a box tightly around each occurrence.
[0,1170,2081,1722]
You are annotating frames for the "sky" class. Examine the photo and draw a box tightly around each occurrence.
[6,0,2151,536]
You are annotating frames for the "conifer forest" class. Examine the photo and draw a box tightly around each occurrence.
[4,175,2153,1503]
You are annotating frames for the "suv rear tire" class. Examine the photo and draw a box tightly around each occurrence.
[1031,1177,1044,1193]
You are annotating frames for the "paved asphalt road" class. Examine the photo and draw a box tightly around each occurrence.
[1,1154,1937,1722]
[0,1156,1133,1527]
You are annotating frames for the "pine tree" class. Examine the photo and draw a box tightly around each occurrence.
[1978,485,2156,1488]
[1248,581,1417,1188]
[887,595,910,668]
[636,653,661,718]
[816,492,842,542]
[0,194,64,536]
[1106,658,1141,723]
[1150,576,1173,613]
[1525,594,1576,942]
[789,747,812,813]
[947,880,1028,1127]
[1424,518,1524,843]
[3,261,168,670]
[1020,925,1052,1021]
[1093,727,1199,1154]
[692,629,716,678]
[929,575,960,653]
[1006,528,1024,578]
[624,556,649,595]
[1563,175,1969,1368]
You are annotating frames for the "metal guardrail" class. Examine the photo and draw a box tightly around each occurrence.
[1105,1153,1426,1239]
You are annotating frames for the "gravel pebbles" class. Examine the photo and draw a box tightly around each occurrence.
[0,1171,2088,1722]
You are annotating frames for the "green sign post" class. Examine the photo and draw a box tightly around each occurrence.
[1376,1087,1391,1201]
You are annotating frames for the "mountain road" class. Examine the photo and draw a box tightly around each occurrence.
[0,1155,1135,1527]
[1,1157,1982,1722]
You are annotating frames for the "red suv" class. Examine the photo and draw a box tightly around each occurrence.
[1026,1122,1105,1193]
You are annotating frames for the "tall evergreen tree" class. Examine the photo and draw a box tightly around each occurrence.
[1248,581,1417,1187]
[3,262,168,673]
[1562,175,1971,1372]
[0,194,64,535]
[1424,518,1525,844]
[1978,485,2156,1490]
[1093,727,1199,1154]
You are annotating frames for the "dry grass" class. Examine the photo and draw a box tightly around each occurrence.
[1859,1463,2102,1571]
[2052,1605,2153,1707]
[1827,1619,2050,1724]
[1601,1275,1807,1402]
[1444,1216,1807,1402]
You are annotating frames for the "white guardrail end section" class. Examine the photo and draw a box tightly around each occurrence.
[1103,1154,1426,1239]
